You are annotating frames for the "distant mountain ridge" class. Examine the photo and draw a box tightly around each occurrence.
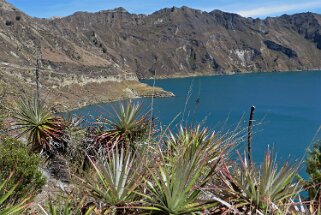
[0,1,321,79]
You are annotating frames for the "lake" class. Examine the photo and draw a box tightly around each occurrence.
[73,71,321,168]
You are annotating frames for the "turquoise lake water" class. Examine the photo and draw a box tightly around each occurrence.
[73,71,321,167]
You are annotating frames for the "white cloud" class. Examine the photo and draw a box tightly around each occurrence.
[237,1,321,17]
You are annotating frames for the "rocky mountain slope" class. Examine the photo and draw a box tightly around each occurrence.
[1,2,321,77]
[1,0,321,108]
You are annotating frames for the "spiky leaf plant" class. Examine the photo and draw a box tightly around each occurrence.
[139,126,226,214]
[78,145,145,213]
[218,150,302,214]
[41,197,94,215]
[94,101,151,150]
[12,98,66,153]
[165,124,245,166]
[0,171,33,215]
[166,125,225,160]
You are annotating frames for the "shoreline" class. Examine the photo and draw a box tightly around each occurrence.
[48,81,175,112]
[140,68,321,81]
[62,68,321,112]
[3,67,321,113]
[60,87,175,112]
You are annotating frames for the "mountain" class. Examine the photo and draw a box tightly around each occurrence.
[1,1,321,108]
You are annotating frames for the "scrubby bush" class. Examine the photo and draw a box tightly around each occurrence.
[0,137,46,203]
[306,140,321,207]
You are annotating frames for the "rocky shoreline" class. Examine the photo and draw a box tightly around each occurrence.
[142,68,321,80]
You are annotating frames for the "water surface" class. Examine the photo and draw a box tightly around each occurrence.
[73,71,321,166]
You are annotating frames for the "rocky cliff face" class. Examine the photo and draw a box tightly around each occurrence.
[1,2,321,79]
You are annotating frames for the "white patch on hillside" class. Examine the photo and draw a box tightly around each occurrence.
[10,51,19,58]
[154,18,164,25]
[230,49,256,67]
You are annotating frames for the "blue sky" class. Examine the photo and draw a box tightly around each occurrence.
[7,0,321,18]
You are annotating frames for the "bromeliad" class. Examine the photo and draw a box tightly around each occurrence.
[12,98,67,154]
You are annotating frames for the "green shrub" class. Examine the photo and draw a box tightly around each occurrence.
[0,137,46,203]
[306,140,321,202]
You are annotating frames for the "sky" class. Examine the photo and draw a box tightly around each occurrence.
[6,0,321,19]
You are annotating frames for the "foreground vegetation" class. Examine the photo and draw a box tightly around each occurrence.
[0,97,321,214]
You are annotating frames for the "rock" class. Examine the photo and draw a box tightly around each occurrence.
[46,155,71,182]
[264,40,298,58]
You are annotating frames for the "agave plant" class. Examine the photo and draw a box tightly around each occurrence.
[166,125,225,160]
[142,158,218,214]
[0,171,33,215]
[12,98,66,153]
[139,126,225,214]
[94,101,152,151]
[218,150,302,214]
[78,145,145,213]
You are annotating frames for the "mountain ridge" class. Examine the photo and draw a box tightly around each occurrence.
[1,1,321,109]
[1,2,321,79]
